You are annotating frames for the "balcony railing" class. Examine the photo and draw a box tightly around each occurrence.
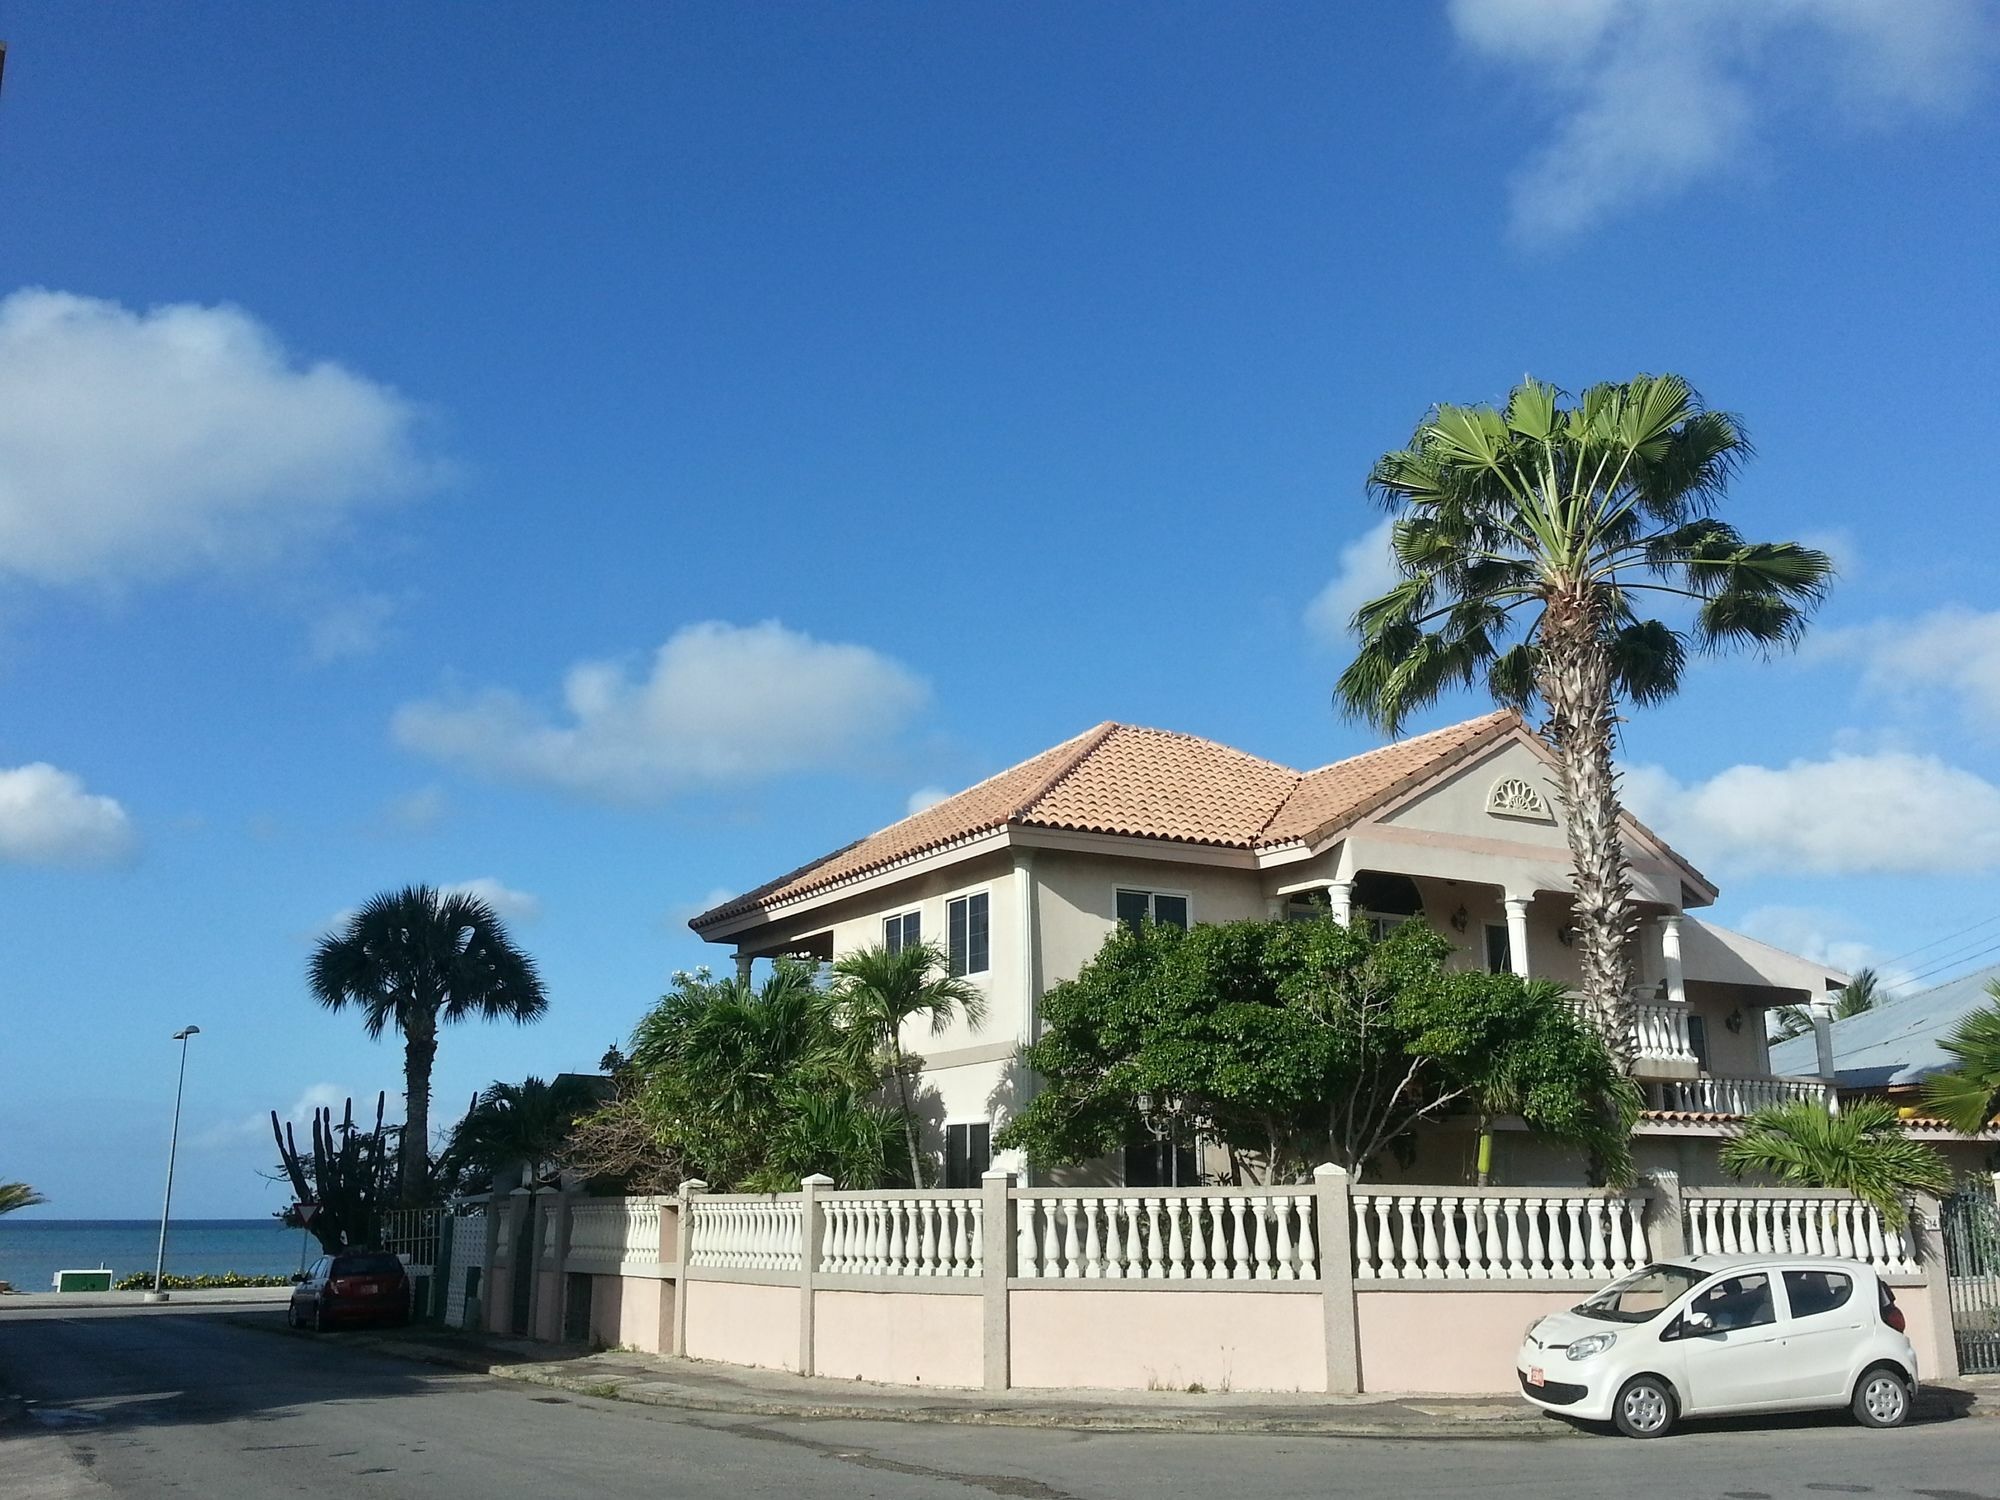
[1632,1001,1698,1071]
[1652,1075,1834,1116]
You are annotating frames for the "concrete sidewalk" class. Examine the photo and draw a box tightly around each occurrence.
[224,1310,1984,1439]
[1,1286,291,1311]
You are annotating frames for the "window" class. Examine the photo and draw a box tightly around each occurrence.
[1116,889,1189,931]
[1783,1269,1854,1318]
[884,909,921,954]
[1690,1272,1775,1331]
[1123,1141,1198,1187]
[1687,1014,1711,1072]
[948,892,990,977]
[944,1122,990,1188]
[1485,923,1513,975]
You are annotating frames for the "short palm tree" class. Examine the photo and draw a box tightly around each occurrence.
[0,1181,46,1216]
[1720,1099,1949,1227]
[310,885,548,1205]
[1337,375,1832,1065]
[832,943,987,1187]
[440,1075,600,1191]
[1772,967,1885,1043]
[1920,982,2000,1133]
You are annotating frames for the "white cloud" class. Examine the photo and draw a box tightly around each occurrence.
[1730,906,1910,989]
[906,786,952,816]
[0,762,137,866]
[1622,748,2000,876]
[308,593,398,664]
[380,784,449,833]
[195,1082,369,1151]
[443,877,541,924]
[1814,605,2000,732]
[0,288,436,585]
[1304,517,1400,649]
[393,619,930,804]
[1449,0,1997,242]
[667,885,738,930]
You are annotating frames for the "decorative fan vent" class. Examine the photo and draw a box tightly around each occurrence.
[1486,775,1554,822]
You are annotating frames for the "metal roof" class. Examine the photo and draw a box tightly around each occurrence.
[1767,962,2000,1087]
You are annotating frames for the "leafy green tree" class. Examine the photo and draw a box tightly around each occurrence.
[0,1181,46,1216]
[627,961,898,1191]
[996,918,1635,1183]
[309,885,548,1204]
[1771,966,1885,1043]
[437,1075,602,1195]
[831,943,987,1187]
[1720,1099,1951,1227]
[1920,981,2000,1133]
[1336,375,1832,1065]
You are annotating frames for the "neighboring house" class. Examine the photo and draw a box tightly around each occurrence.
[691,711,1848,1187]
[1770,964,2000,1173]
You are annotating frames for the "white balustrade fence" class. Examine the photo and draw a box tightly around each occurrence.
[1633,1003,1697,1067]
[1658,1076,1833,1115]
[821,1193,983,1277]
[685,1196,804,1271]
[1353,1192,1649,1281]
[1015,1192,1318,1281]
[1684,1194,1917,1274]
[567,1198,664,1270]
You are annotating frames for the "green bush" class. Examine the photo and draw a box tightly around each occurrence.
[113,1271,295,1291]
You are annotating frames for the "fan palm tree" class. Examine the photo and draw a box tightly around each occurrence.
[1920,981,2000,1133]
[309,885,547,1205]
[1771,966,1885,1043]
[439,1075,601,1192]
[1720,1099,1949,1227]
[0,1181,46,1216]
[1337,375,1833,1065]
[831,943,987,1187]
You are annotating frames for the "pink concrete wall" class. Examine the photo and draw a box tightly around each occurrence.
[591,1275,669,1354]
[1895,1287,1943,1380]
[814,1290,984,1388]
[1357,1287,1586,1394]
[685,1280,801,1372]
[533,1270,564,1343]
[1010,1290,1323,1392]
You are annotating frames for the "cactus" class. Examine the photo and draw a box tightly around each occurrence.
[272,1091,400,1253]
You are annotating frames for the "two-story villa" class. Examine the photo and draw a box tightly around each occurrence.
[690,711,1847,1186]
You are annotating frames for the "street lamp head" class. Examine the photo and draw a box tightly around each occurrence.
[172,1026,200,1040]
[1135,1091,1154,1115]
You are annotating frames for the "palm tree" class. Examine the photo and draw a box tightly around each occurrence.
[1720,1099,1949,1227]
[309,885,547,1205]
[0,1181,46,1215]
[1920,981,2000,1133]
[1771,966,1885,1043]
[831,943,987,1187]
[439,1075,600,1193]
[1337,375,1833,1066]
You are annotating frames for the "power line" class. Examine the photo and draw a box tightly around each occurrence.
[1901,936,2000,990]
[1878,910,2000,970]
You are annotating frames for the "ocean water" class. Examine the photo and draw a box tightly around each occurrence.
[0,1219,312,1293]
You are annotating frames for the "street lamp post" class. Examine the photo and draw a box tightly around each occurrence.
[1135,1092,1206,1188]
[146,1025,201,1304]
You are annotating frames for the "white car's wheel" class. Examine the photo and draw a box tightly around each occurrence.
[1853,1366,1911,1429]
[1613,1375,1676,1439]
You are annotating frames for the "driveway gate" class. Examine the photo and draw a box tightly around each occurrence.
[1942,1186,2000,1374]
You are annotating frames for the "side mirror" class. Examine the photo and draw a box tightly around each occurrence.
[290,1272,308,1284]
[1685,1309,1714,1332]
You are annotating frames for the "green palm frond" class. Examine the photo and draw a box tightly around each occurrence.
[1720,1100,1950,1227]
[0,1181,47,1216]
[1921,984,2000,1133]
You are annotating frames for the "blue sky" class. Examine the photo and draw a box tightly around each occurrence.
[2,1,1997,1218]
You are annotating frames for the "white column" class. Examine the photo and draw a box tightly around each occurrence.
[1502,894,1531,979]
[734,952,753,984]
[1810,994,1837,1085]
[1327,880,1353,925]
[1660,914,1687,1009]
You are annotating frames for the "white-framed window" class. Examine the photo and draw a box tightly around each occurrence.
[1363,911,1409,942]
[947,890,990,977]
[884,909,922,954]
[944,1120,991,1188]
[1116,888,1190,931]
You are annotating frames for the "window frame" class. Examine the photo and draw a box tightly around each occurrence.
[946,886,992,978]
[1483,922,1513,975]
[942,1118,991,1189]
[883,908,923,955]
[1115,887,1193,932]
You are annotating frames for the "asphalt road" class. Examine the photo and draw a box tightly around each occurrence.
[4,1306,2000,1500]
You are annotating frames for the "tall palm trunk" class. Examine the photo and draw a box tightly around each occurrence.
[401,1020,437,1206]
[1537,590,1638,1072]
[889,1034,924,1188]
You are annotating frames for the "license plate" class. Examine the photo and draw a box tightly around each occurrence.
[355,1281,379,1294]
[1527,1367,1545,1388]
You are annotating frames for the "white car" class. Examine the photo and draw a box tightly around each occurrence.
[1517,1253,1918,1438]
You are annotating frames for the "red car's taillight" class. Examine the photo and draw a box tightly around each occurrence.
[329,1277,358,1295]
[1882,1289,1907,1332]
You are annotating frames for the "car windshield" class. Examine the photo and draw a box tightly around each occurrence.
[1575,1264,1706,1323]
[333,1253,404,1276]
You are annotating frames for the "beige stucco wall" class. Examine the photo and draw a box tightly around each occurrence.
[1357,1286,1590,1394]
[1032,847,1269,990]
[684,1280,801,1372]
[590,1274,669,1354]
[813,1289,985,1388]
[1009,1288,1325,1392]
[1687,982,1775,1077]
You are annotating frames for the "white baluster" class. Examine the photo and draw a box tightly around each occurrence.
[1190,1198,1214,1280]
[1145,1198,1166,1279]
[1227,1197,1250,1281]
[1293,1193,1316,1279]
[1833,1200,1856,1261]
[1864,1207,1888,1271]
[1607,1198,1628,1271]
[1473,1198,1501,1280]
[1415,1197,1443,1279]
[953,1200,972,1276]
[1017,1198,1039,1278]
[1525,1198,1549,1279]
[1250,1197,1274,1280]
[1100,1199,1124,1280]
[1078,1198,1101,1278]
[1503,1198,1528,1280]
[969,1198,984,1277]
[1353,1197,1382,1279]
[1167,1197,1188,1279]
[1717,1200,1739,1256]
[1439,1196,1464,1280]
[1274,1198,1296,1280]
[1396,1197,1420,1279]
[1584,1199,1607,1278]
[884,1200,903,1275]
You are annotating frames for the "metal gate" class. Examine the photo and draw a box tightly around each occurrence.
[1942,1186,2000,1373]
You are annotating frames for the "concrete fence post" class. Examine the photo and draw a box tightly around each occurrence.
[798,1174,832,1376]
[1314,1163,1360,1394]
[982,1169,1016,1392]
[1645,1170,1686,1260]
[1913,1191,1961,1381]
[673,1179,707,1358]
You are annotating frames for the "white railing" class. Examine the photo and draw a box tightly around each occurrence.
[685,1195,804,1271]
[1353,1192,1649,1281]
[1014,1191,1318,1281]
[1633,1003,1698,1068]
[379,1207,444,1269]
[1656,1075,1834,1115]
[567,1198,663,1270]
[821,1193,983,1277]
[1684,1194,1917,1274]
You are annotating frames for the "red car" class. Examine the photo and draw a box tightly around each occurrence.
[287,1251,411,1331]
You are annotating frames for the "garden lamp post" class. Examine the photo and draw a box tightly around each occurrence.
[1136,1092,1198,1188]
[145,1025,200,1304]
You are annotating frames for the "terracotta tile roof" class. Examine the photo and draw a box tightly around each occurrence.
[692,713,1533,930]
